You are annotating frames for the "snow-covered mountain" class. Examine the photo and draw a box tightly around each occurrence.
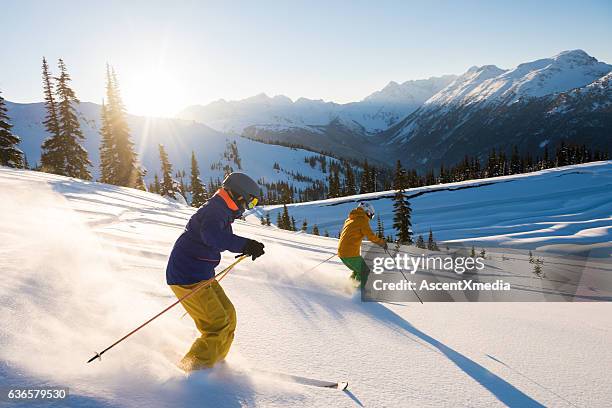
[177,75,457,136]
[380,50,612,169]
[1,166,610,407]
[6,101,343,193]
[426,50,611,107]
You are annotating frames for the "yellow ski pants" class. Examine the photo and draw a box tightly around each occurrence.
[170,280,236,371]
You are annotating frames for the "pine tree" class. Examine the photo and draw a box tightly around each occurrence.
[328,167,340,198]
[98,100,116,183]
[152,173,161,193]
[392,188,413,244]
[324,230,329,237]
[427,228,439,251]
[480,248,486,258]
[359,160,370,193]
[376,215,385,239]
[104,66,144,188]
[54,59,91,179]
[301,219,308,232]
[393,160,406,190]
[470,245,476,258]
[276,212,282,228]
[158,144,176,198]
[291,216,297,231]
[510,145,521,174]
[344,161,356,196]
[265,212,271,226]
[40,57,63,173]
[190,151,208,207]
[0,90,24,168]
[312,224,320,236]
[416,235,426,249]
[280,205,291,230]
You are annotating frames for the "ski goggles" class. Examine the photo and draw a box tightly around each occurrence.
[246,196,258,209]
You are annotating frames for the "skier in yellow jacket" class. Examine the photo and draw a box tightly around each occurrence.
[338,202,387,287]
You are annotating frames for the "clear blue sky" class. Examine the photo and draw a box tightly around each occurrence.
[3,0,611,116]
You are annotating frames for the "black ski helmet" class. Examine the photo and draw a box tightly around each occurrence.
[222,172,259,202]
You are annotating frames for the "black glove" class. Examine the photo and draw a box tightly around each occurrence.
[240,239,265,261]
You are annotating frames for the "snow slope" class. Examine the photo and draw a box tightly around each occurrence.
[1,167,611,407]
[260,162,612,256]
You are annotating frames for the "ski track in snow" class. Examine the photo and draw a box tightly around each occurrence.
[0,167,611,407]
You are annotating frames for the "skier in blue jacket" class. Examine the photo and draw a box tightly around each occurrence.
[166,172,265,371]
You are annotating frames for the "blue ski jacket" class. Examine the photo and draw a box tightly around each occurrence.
[166,189,248,285]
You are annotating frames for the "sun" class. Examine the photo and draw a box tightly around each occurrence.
[123,69,185,118]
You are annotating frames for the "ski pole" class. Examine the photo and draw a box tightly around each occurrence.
[304,253,337,274]
[87,255,248,364]
[384,247,423,304]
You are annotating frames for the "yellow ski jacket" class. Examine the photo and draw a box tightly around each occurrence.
[338,207,385,257]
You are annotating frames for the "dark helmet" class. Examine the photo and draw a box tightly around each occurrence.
[222,172,260,203]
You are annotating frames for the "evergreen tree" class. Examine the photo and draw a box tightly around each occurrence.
[152,173,161,194]
[104,66,144,188]
[359,160,370,193]
[480,248,486,258]
[470,245,476,258]
[54,59,92,179]
[280,205,291,230]
[392,188,413,244]
[328,167,340,198]
[510,145,521,174]
[276,212,282,228]
[416,235,426,249]
[393,160,406,190]
[190,151,208,207]
[324,230,329,237]
[542,146,550,169]
[301,219,308,232]
[344,161,356,196]
[291,216,297,231]
[0,90,24,167]
[265,212,271,226]
[427,228,439,251]
[40,57,63,173]
[158,144,176,198]
[376,215,385,239]
[312,224,320,236]
[98,101,116,183]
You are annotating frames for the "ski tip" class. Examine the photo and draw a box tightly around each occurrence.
[338,381,349,391]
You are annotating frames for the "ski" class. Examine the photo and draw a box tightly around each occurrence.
[258,371,348,391]
[229,367,348,391]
